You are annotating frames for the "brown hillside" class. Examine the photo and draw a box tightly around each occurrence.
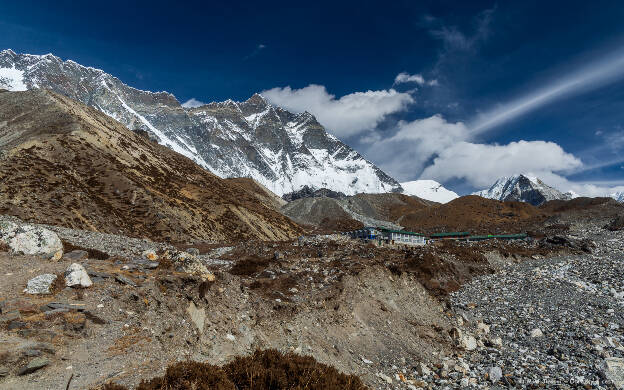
[0,89,302,242]
[399,195,548,234]
[225,177,287,211]
[281,192,436,232]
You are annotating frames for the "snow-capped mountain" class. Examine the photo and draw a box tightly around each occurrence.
[400,180,458,203]
[0,49,402,196]
[473,174,571,206]
[611,191,624,202]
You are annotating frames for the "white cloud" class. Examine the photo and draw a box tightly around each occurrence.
[394,72,438,86]
[394,72,424,84]
[420,140,583,188]
[361,114,600,197]
[427,6,495,52]
[363,115,470,181]
[244,43,267,60]
[262,84,413,137]
[181,98,205,108]
[470,50,624,134]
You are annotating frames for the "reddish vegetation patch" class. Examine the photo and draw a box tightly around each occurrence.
[100,349,367,390]
[388,241,493,296]
[540,197,614,213]
[399,195,547,235]
[229,255,275,276]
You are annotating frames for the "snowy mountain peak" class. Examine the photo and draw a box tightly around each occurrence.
[611,191,624,202]
[400,180,459,203]
[473,174,570,206]
[0,50,402,197]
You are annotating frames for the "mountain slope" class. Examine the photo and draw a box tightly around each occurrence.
[281,193,436,231]
[0,89,302,242]
[399,195,546,234]
[400,180,458,203]
[0,49,402,196]
[473,174,570,206]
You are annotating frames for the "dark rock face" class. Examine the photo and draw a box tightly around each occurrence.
[282,186,347,202]
[0,50,402,196]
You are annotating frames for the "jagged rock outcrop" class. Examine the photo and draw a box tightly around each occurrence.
[282,186,347,202]
[0,49,402,196]
[473,174,571,206]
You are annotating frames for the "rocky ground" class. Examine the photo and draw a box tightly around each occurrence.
[393,223,624,389]
[0,216,622,389]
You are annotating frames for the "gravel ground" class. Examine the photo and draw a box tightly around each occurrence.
[404,225,624,389]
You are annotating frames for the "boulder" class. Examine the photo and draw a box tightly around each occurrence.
[174,252,215,281]
[142,249,158,261]
[489,366,502,383]
[64,263,92,288]
[450,327,477,351]
[0,221,63,259]
[186,248,200,256]
[415,362,431,376]
[477,321,490,334]
[17,357,49,375]
[530,328,543,338]
[25,274,57,294]
[604,357,624,389]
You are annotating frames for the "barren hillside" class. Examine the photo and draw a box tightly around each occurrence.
[0,89,303,242]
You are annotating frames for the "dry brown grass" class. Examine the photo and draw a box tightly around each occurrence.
[99,349,367,390]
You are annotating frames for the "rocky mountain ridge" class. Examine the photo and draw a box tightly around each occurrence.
[473,174,573,206]
[0,88,302,242]
[0,49,402,196]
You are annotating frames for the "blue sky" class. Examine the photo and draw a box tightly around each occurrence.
[2,0,624,195]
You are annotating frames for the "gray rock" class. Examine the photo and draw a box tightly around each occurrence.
[450,327,477,351]
[186,248,200,256]
[604,357,624,389]
[0,310,21,322]
[17,357,49,375]
[530,328,543,338]
[25,274,57,294]
[0,221,63,259]
[115,274,137,287]
[40,302,85,312]
[489,366,502,383]
[64,263,92,288]
[416,362,431,376]
[0,366,8,377]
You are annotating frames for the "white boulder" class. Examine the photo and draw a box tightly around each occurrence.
[530,328,543,338]
[489,366,503,383]
[174,251,215,281]
[64,263,92,288]
[604,357,624,389]
[0,221,63,259]
[26,274,57,294]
